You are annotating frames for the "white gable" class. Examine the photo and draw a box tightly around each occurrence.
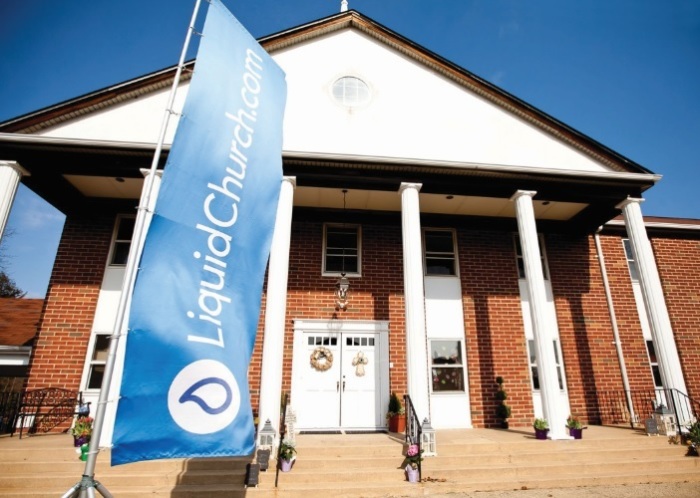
[274,29,613,173]
[37,25,613,174]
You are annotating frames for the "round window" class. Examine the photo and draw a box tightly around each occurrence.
[332,76,371,107]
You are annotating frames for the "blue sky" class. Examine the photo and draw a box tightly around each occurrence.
[0,0,698,298]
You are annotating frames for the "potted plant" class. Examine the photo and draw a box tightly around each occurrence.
[533,418,549,440]
[402,443,423,483]
[495,376,511,429]
[278,438,296,472]
[71,416,93,447]
[566,414,584,439]
[386,392,406,433]
[686,420,700,456]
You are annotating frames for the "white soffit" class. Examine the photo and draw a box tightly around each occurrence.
[294,186,587,221]
[64,174,143,198]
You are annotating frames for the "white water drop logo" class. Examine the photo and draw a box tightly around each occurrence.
[168,359,240,434]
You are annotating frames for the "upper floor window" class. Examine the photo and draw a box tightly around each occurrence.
[109,216,135,266]
[323,224,360,275]
[622,239,640,282]
[424,229,457,276]
[514,235,549,280]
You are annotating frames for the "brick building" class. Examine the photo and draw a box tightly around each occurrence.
[0,10,697,443]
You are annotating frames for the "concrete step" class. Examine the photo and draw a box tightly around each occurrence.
[0,426,698,497]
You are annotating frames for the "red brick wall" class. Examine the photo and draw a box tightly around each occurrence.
[594,234,658,395]
[27,213,113,392]
[251,220,408,414]
[36,209,699,432]
[547,234,626,425]
[651,236,700,401]
[459,230,532,428]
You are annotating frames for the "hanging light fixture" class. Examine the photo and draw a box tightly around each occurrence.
[335,189,350,310]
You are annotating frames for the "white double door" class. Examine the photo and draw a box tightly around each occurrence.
[292,320,389,431]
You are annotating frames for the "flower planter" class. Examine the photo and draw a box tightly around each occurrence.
[388,414,406,433]
[569,427,583,439]
[534,428,549,440]
[279,458,294,472]
[405,465,419,483]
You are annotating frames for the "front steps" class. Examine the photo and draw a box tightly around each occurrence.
[0,426,698,497]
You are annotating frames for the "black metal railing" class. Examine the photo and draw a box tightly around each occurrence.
[274,393,289,488]
[0,391,21,435]
[403,394,422,481]
[597,388,698,432]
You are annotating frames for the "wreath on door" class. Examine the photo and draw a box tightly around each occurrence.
[310,347,334,371]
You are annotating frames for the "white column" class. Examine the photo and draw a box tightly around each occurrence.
[0,161,29,241]
[399,183,430,421]
[511,190,568,439]
[617,198,687,394]
[257,176,296,442]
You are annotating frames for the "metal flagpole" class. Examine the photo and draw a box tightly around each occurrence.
[63,1,205,496]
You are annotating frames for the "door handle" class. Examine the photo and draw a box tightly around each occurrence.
[337,381,340,392]
[342,380,346,391]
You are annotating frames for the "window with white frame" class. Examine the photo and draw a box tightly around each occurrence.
[109,215,135,266]
[430,339,465,392]
[424,229,457,276]
[323,224,360,275]
[646,340,663,388]
[622,239,640,282]
[527,340,564,391]
[86,334,110,389]
[514,235,549,280]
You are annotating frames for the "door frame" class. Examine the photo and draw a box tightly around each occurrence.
[291,319,390,431]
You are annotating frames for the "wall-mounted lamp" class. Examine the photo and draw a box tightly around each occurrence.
[335,189,350,310]
[335,273,350,310]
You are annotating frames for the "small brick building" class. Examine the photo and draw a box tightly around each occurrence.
[0,10,697,443]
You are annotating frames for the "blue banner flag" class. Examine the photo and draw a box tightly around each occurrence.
[112,0,286,465]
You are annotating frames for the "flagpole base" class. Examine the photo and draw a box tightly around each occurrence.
[62,476,113,498]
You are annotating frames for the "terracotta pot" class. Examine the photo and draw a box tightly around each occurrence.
[388,414,406,433]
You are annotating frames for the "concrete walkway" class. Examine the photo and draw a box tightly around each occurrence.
[427,481,700,497]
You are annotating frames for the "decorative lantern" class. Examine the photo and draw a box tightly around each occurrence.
[258,419,276,449]
[653,404,677,436]
[421,418,437,456]
[257,419,276,471]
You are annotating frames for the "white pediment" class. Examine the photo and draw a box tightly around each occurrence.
[274,29,614,173]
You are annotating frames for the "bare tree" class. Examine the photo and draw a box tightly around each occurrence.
[0,228,26,298]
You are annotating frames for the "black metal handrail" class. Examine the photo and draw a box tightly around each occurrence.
[403,394,422,481]
[596,388,698,432]
[274,393,289,488]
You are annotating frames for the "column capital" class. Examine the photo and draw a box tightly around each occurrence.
[139,168,163,178]
[510,190,537,202]
[282,176,297,188]
[0,161,30,177]
[399,182,422,194]
[616,197,644,210]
